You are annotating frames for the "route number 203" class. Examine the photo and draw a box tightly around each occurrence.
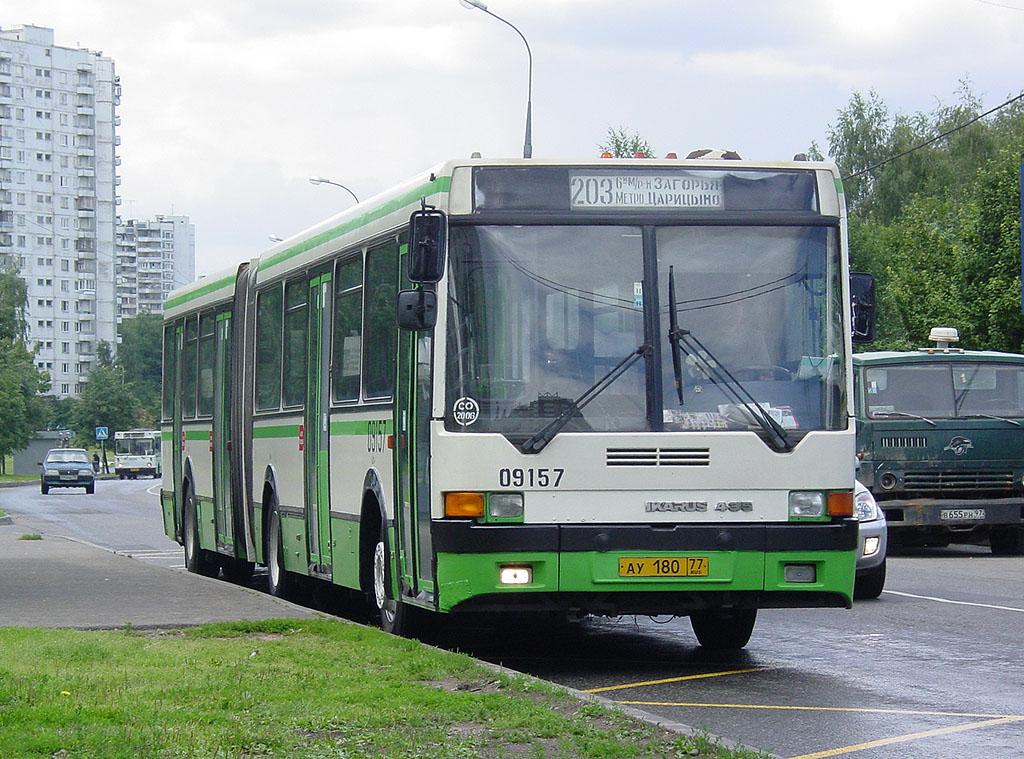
[498,468,565,488]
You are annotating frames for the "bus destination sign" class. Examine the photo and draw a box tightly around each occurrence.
[570,173,724,210]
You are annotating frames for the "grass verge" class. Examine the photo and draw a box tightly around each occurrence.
[0,619,769,759]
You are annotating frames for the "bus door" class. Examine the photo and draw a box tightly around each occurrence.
[305,269,333,577]
[171,322,184,541]
[212,312,234,554]
[395,314,435,599]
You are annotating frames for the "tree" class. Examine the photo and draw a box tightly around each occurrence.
[116,313,163,417]
[820,82,1024,351]
[72,365,141,449]
[0,265,50,472]
[599,126,656,158]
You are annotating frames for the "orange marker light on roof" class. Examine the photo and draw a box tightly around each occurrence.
[665,152,678,159]
[634,151,646,158]
[600,151,613,158]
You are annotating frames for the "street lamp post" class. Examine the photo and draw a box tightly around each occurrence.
[459,0,533,159]
[308,176,360,204]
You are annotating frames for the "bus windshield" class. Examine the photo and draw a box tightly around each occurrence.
[115,437,156,456]
[863,362,1024,419]
[444,224,846,442]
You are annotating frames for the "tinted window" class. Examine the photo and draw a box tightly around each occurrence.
[255,285,283,411]
[282,279,308,408]
[363,240,398,399]
[332,257,362,402]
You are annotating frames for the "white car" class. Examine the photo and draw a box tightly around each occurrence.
[854,480,887,599]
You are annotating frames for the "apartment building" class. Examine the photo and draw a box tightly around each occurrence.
[0,24,118,398]
[116,215,195,319]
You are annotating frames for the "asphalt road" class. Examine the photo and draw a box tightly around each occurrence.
[0,475,183,568]
[3,480,1021,758]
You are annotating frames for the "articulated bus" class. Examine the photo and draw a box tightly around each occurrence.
[114,429,161,479]
[162,156,860,649]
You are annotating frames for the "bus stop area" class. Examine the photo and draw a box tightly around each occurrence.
[0,510,321,630]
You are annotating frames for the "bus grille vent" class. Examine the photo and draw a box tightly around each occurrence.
[606,447,710,467]
[902,470,1014,492]
[879,436,928,449]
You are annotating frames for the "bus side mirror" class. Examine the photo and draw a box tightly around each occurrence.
[397,288,438,330]
[408,209,447,283]
[850,272,876,344]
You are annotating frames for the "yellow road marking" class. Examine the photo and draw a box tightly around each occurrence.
[785,716,1024,759]
[612,702,1021,719]
[582,667,771,693]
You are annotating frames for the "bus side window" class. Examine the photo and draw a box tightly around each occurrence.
[332,256,363,403]
[364,239,399,399]
[255,284,283,411]
[182,314,199,418]
[162,323,176,421]
[197,312,216,416]
[282,278,308,408]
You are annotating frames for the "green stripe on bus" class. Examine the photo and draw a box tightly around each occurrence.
[258,176,451,273]
[329,419,394,435]
[184,430,209,441]
[253,424,302,439]
[216,311,232,322]
[164,273,237,311]
[161,430,173,440]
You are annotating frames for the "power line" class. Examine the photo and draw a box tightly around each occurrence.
[843,90,1024,181]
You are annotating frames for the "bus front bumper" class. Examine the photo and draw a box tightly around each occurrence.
[432,520,857,614]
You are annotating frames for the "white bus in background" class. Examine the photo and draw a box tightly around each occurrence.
[114,429,162,479]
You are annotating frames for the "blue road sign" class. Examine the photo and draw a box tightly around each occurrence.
[95,426,108,440]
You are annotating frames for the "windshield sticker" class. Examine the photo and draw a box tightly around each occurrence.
[633,282,643,308]
[452,397,480,426]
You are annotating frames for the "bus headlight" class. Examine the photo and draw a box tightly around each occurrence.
[789,491,825,518]
[489,493,523,519]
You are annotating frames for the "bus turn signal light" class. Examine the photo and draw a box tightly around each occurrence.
[445,492,485,518]
[827,491,854,517]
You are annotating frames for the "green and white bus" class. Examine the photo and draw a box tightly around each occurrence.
[161,156,859,648]
[114,429,162,479]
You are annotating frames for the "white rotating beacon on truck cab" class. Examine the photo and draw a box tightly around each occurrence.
[162,155,863,649]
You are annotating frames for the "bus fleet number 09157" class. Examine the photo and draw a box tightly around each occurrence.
[498,468,565,488]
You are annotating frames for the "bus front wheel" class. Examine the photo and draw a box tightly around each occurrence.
[372,525,409,635]
[689,609,757,650]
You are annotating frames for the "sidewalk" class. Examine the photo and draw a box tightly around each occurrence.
[0,512,321,630]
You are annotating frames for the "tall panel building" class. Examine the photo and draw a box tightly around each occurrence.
[0,25,119,398]
[116,215,196,319]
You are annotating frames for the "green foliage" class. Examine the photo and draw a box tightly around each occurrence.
[822,82,1024,350]
[598,126,656,158]
[115,313,163,418]
[71,365,141,447]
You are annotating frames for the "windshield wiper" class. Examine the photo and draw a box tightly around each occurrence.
[519,343,652,455]
[872,410,937,426]
[666,268,792,452]
[963,413,1022,426]
[668,266,685,405]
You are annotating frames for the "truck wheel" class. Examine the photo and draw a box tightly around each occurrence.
[990,527,1024,556]
[854,558,887,599]
[689,609,756,649]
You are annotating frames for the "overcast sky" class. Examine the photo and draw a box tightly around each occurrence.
[3,0,1022,276]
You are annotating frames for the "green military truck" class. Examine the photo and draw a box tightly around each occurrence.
[854,328,1024,555]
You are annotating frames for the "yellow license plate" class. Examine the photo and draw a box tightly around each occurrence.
[618,557,709,577]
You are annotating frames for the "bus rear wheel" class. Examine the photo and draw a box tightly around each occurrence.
[183,490,218,577]
[689,609,757,650]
